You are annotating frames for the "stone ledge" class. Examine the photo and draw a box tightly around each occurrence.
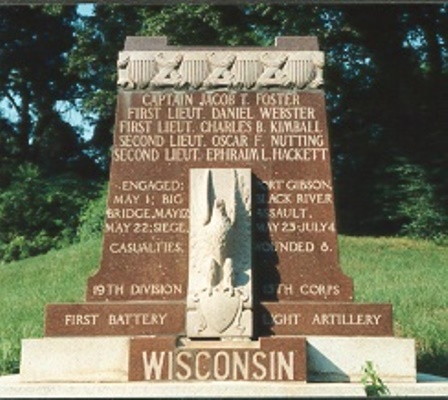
[307,336,416,383]
[20,337,130,383]
[124,36,319,51]
[1,374,447,398]
[20,336,417,384]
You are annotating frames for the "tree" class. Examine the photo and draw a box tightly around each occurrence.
[0,6,104,262]
[68,4,271,171]
[67,4,448,239]
[68,6,142,171]
[328,5,448,236]
[0,6,96,177]
[0,163,98,262]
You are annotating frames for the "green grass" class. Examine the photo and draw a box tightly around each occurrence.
[340,236,448,375]
[0,236,446,376]
[0,239,101,374]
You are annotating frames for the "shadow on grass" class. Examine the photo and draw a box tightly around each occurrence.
[418,350,448,378]
[0,346,20,376]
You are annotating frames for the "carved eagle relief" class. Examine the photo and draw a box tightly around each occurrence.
[187,169,252,336]
[190,169,251,295]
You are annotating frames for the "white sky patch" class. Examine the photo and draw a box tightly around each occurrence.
[0,98,19,124]
[77,4,95,17]
[56,100,95,141]
[0,96,95,141]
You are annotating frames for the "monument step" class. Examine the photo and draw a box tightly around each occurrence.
[20,337,129,383]
[3,374,448,398]
[307,336,416,383]
[20,336,415,384]
[45,301,393,337]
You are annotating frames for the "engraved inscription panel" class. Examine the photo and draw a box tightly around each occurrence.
[259,303,393,336]
[87,91,353,303]
[129,336,306,382]
[45,303,185,336]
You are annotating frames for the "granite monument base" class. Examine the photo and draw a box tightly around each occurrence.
[3,373,448,398]
[20,336,416,384]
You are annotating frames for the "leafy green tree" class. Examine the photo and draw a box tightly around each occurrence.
[68,6,143,171]
[0,6,97,177]
[68,5,270,171]
[0,163,99,263]
[40,5,448,242]
[378,158,448,242]
[326,5,448,236]
[0,6,104,262]
[77,184,108,242]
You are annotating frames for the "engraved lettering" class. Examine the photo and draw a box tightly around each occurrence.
[311,313,383,326]
[64,314,99,326]
[139,349,297,381]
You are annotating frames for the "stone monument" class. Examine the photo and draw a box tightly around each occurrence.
[20,36,416,385]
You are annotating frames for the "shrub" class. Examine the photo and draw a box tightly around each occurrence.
[0,163,98,263]
[77,183,108,242]
[379,158,448,243]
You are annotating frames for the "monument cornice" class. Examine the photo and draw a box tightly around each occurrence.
[117,36,324,91]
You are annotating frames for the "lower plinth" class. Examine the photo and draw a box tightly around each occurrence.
[20,336,416,384]
[3,374,448,398]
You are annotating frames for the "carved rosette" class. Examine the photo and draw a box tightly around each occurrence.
[117,50,325,90]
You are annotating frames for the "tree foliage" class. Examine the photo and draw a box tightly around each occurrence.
[0,7,102,262]
[0,7,87,172]
[0,5,447,262]
[77,184,108,242]
[0,164,98,262]
[326,5,448,237]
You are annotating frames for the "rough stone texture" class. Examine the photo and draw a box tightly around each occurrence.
[20,337,130,383]
[124,35,319,52]
[307,337,416,383]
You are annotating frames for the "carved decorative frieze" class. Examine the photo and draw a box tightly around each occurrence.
[203,53,236,88]
[117,50,325,90]
[152,53,183,88]
[180,53,209,89]
[256,52,291,88]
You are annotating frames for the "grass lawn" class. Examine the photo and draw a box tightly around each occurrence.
[0,239,101,375]
[0,236,447,376]
[339,236,448,376]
